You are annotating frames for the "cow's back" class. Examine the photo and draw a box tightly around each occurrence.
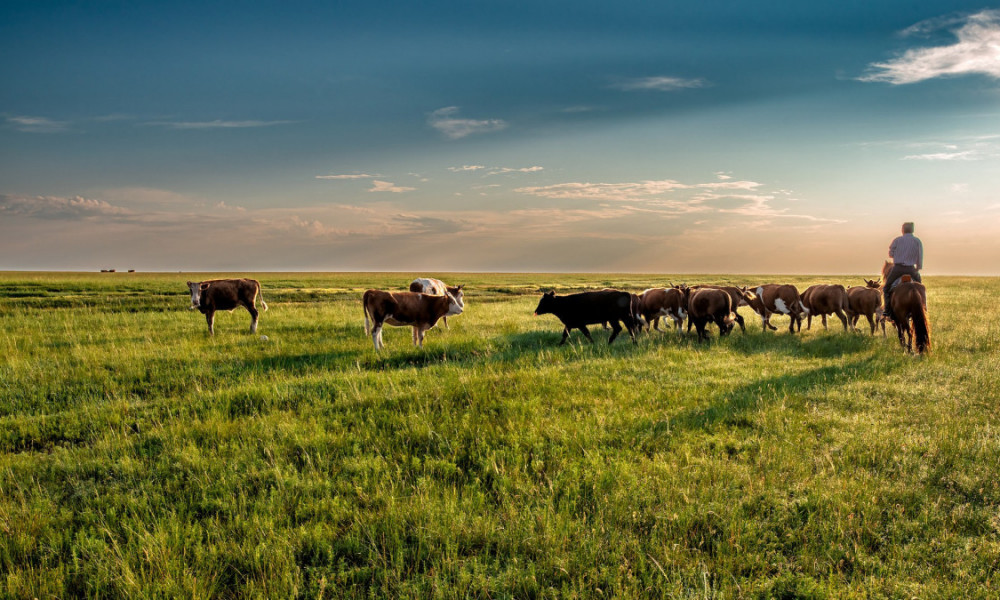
[556,290,634,325]
[410,278,446,296]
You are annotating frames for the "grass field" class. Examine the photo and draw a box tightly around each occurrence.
[1,271,998,599]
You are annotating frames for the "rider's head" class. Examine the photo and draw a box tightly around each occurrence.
[902,222,914,234]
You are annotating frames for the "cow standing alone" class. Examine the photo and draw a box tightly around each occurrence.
[534,290,638,345]
[363,290,463,350]
[187,279,267,335]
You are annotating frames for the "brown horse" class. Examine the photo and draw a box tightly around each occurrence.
[881,261,931,354]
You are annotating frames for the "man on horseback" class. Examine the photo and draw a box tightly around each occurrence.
[883,222,923,322]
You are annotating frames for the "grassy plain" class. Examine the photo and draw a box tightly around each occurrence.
[1,271,998,599]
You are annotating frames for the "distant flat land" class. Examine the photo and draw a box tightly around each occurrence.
[1,272,998,598]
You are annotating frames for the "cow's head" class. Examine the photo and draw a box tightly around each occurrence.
[865,279,880,289]
[739,286,760,310]
[444,292,464,316]
[447,285,465,309]
[534,290,556,316]
[187,281,209,309]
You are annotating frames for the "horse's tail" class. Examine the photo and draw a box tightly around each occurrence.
[912,297,931,354]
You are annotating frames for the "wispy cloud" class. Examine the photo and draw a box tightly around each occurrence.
[369,180,415,193]
[0,194,129,219]
[860,10,1000,84]
[450,165,544,175]
[516,179,760,203]
[5,115,71,133]
[612,76,707,92]
[490,166,544,175]
[145,119,296,129]
[902,150,980,161]
[428,106,507,139]
[315,173,379,180]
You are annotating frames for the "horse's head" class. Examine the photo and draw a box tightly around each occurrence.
[881,260,893,282]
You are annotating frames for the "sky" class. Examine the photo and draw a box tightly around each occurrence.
[2,1,999,274]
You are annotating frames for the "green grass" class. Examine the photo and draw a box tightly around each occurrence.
[1,271,998,599]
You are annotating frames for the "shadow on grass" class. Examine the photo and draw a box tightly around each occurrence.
[638,355,897,446]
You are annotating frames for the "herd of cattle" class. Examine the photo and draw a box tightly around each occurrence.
[186,276,891,351]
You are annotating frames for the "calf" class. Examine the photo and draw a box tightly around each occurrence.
[409,277,465,328]
[684,287,735,342]
[363,290,463,351]
[187,278,267,335]
[635,287,686,334]
[740,284,805,333]
[534,290,638,345]
[801,284,849,331]
[846,279,885,336]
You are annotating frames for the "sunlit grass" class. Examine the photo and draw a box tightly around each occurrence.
[1,272,998,598]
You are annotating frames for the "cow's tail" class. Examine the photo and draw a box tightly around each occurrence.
[362,295,371,335]
[912,299,931,354]
[257,284,269,312]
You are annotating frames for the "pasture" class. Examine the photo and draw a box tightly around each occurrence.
[1,271,998,599]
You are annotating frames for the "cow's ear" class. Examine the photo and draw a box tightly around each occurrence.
[456,285,464,291]
[545,290,555,297]
[200,283,210,291]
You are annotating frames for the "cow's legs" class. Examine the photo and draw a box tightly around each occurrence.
[247,304,259,333]
[442,317,449,329]
[806,313,813,330]
[606,321,622,344]
[821,314,828,330]
[416,326,427,347]
[834,309,847,331]
[205,311,215,335]
[734,312,746,333]
[559,327,571,346]
[863,314,874,335]
[695,318,708,342]
[580,325,596,344]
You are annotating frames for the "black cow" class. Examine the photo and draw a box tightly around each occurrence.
[534,290,638,345]
[187,278,267,335]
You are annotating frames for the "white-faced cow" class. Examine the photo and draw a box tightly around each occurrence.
[846,279,885,336]
[363,290,463,351]
[635,287,687,334]
[740,284,805,333]
[409,277,465,329]
[534,290,638,345]
[683,287,735,342]
[801,284,849,331]
[187,279,268,335]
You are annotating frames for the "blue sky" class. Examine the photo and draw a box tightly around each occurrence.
[2,1,999,273]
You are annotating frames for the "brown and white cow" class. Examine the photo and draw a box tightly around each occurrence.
[683,287,735,342]
[363,290,463,350]
[635,287,686,333]
[187,278,267,335]
[409,277,465,329]
[846,279,885,336]
[740,284,805,333]
[801,284,849,331]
